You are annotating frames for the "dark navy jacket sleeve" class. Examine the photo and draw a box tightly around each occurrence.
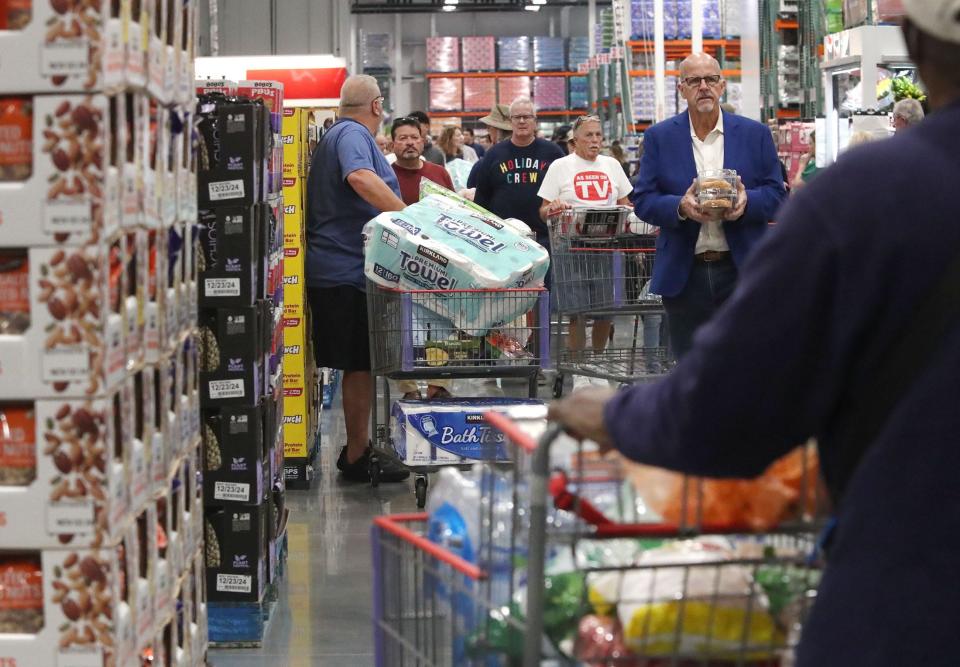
[466,158,481,189]
[603,196,841,477]
[632,125,683,230]
[738,124,787,226]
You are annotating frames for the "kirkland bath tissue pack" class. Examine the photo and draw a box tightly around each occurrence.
[392,398,545,465]
[362,195,549,331]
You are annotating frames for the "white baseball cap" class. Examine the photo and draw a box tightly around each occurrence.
[903,0,960,44]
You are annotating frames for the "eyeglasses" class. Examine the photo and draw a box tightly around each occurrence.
[573,114,601,130]
[682,75,722,87]
[511,114,535,122]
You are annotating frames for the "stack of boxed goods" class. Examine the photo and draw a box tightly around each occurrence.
[0,2,206,666]
[532,36,566,72]
[462,36,497,72]
[632,68,679,121]
[426,36,461,73]
[778,45,801,106]
[463,78,497,112]
[280,107,321,490]
[195,82,288,633]
[567,37,590,111]
[533,77,568,111]
[777,121,816,182]
[497,36,531,72]
[428,77,463,112]
[498,77,531,108]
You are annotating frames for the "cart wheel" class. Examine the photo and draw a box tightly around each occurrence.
[415,475,428,509]
[553,374,565,399]
[369,453,381,487]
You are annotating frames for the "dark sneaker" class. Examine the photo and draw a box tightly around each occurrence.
[336,446,410,484]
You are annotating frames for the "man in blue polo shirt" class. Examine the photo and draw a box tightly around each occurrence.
[549,1,960,662]
[306,74,409,483]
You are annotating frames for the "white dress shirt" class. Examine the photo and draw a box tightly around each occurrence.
[690,112,729,253]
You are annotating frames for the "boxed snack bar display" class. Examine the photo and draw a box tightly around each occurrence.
[280,107,310,177]
[196,94,270,208]
[197,204,268,308]
[0,241,127,400]
[0,540,138,666]
[201,404,269,506]
[204,504,268,602]
[0,94,123,248]
[0,0,127,93]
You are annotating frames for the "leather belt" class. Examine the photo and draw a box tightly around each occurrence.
[694,250,731,263]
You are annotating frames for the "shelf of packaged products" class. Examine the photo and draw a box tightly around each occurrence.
[777,107,801,118]
[428,109,588,118]
[425,71,584,79]
[628,38,741,59]
[776,19,799,30]
[629,69,742,77]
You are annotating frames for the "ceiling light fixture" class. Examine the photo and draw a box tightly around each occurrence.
[524,3,541,10]
[442,4,456,9]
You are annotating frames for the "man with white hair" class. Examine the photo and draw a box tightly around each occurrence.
[550,0,960,661]
[306,74,409,483]
[472,97,565,250]
[632,52,785,359]
[892,97,925,133]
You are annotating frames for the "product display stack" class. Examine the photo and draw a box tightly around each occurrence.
[195,79,288,645]
[280,106,322,490]
[0,1,207,666]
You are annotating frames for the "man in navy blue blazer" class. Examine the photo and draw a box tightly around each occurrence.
[633,53,786,358]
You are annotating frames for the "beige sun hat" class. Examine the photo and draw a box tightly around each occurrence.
[903,0,960,43]
[479,103,512,131]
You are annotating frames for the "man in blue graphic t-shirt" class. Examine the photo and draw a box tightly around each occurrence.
[473,97,565,249]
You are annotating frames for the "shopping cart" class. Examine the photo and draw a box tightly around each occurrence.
[371,408,829,666]
[366,280,550,507]
[548,207,674,397]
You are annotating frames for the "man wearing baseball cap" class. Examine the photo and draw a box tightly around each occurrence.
[549,3,960,664]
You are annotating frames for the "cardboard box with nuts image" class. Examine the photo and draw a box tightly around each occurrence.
[203,503,268,602]
[177,3,196,107]
[0,241,127,400]
[123,229,147,374]
[0,390,138,550]
[142,97,164,228]
[0,94,124,248]
[0,0,126,93]
[120,90,144,230]
[123,0,149,90]
[188,546,209,663]
[196,94,271,209]
[131,504,159,651]
[236,80,284,197]
[0,538,139,667]
[175,106,198,223]
[144,229,169,363]
[198,303,267,408]
[145,0,169,103]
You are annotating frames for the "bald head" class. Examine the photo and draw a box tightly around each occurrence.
[339,75,382,116]
[679,53,721,78]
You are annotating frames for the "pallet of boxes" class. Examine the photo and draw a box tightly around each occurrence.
[280,106,322,490]
[0,1,207,665]
[195,78,289,646]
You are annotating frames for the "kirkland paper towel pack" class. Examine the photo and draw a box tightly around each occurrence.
[363,197,549,331]
[419,180,536,240]
[392,398,545,465]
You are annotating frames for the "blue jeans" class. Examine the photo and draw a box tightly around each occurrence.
[663,258,737,359]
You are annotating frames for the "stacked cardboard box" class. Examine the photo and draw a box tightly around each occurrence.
[280,107,321,490]
[195,83,288,605]
[0,2,206,665]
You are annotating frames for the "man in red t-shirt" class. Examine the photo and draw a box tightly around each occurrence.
[390,117,455,206]
[389,116,455,400]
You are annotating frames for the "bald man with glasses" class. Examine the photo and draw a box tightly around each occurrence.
[633,53,786,359]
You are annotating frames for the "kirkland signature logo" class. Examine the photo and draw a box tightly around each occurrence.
[416,245,449,267]
[435,215,506,253]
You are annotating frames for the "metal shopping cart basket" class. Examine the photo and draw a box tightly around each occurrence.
[366,280,550,507]
[548,207,674,397]
[371,408,829,666]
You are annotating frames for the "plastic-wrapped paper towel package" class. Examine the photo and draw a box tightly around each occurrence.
[362,33,391,69]
[462,36,497,72]
[463,77,497,112]
[567,36,590,70]
[568,76,589,110]
[362,187,548,331]
[532,36,566,72]
[392,398,544,465]
[498,77,531,106]
[426,36,461,73]
[429,77,463,111]
[533,77,568,111]
[419,180,535,240]
[445,159,473,192]
[497,36,531,72]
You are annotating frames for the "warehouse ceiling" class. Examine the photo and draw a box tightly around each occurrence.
[351,0,609,13]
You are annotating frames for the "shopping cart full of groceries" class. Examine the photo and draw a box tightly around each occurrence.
[372,405,830,666]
